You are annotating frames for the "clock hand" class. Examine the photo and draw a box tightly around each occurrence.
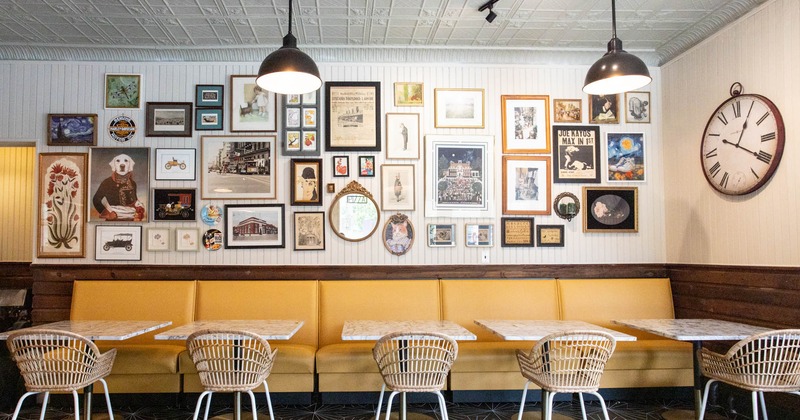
[735,101,755,147]
[721,139,758,157]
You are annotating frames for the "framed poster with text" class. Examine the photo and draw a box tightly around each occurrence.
[325,81,381,152]
[552,125,601,183]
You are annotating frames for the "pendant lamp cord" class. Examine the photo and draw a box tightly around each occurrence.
[610,0,617,40]
[287,0,294,36]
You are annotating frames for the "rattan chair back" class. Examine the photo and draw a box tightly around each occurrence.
[372,331,458,393]
[6,329,116,392]
[186,329,277,393]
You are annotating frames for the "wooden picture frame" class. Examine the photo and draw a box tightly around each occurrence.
[381,164,415,211]
[625,91,651,123]
[154,148,196,181]
[88,147,150,222]
[385,113,420,160]
[425,135,494,218]
[394,82,424,107]
[537,224,565,247]
[383,213,414,256]
[427,224,456,247]
[501,95,550,154]
[588,94,620,124]
[95,225,142,261]
[47,114,97,146]
[294,211,326,251]
[175,227,200,251]
[501,217,535,247]
[325,81,381,151]
[434,88,485,128]
[553,99,582,123]
[195,84,223,108]
[583,187,638,233]
[224,204,285,249]
[145,102,192,137]
[152,188,196,221]
[105,73,141,109]
[146,228,171,252]
[552,125,601,184]
[290,159,322,206]
[200,135,277,200]
[230,75,277,132]
[358,156,375,177]
[606,132,646,182]
[282,89,321,156]
[332,155,349,177]
[502,156,551,215]
[37,153,88,258]
[465,224,494,247]
[195,108,223,131]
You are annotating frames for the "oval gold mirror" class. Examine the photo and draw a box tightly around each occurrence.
[329,180,380,242]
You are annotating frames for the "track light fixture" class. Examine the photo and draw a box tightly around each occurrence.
[478,0,499,23]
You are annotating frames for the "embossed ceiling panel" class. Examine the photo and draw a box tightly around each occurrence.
[0,0,767,64]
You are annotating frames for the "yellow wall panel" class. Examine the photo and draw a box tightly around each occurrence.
[0,146,35,262]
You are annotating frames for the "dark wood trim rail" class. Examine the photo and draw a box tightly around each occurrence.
[0,262,33,290]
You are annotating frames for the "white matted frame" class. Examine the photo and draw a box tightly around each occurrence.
[502,156,552,215]
[427,224,456,247]
[146,228,170,251]
[624,91,651,123]
[155,148,195,180]
[434,88,485,128]
[606,132,646,182]
[385,113,420,160]
[465,224,494,247]
[229,75,277,132]
[425,135,494,218]
[95,225,142,261]
[200,135,277,200]
[175,227,200,251]
[381,164,415,211]
[501,95,551,154]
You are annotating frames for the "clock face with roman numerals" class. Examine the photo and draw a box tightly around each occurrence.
[701,93,785,195]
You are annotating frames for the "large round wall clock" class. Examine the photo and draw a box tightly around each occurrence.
[700,83,785,195]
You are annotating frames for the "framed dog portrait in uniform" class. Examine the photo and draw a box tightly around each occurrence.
[88,147,150,223]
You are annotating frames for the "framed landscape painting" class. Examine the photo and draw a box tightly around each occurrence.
[425,135,493,218]
[224,204,285,249]
[37,153,88,258]
[145,102,192,137]
[394,82,424,107]
[200,135,277,200]
[434,88,485,128]
[47,114,97,146]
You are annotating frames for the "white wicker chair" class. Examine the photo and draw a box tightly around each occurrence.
[186,329,277,420]
[698,329,800,420]
[372,332,458,420]
[5,329,116,420]
[516,330,616,420]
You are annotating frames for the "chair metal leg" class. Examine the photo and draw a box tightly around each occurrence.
[759,391,768,420]
[384,391,399,420]
[545,391,557,420]
[375,384,386,420]
[263,381,275,419]
[71,390,81,420]
[578,392,587,420]
[751,391,759,420]
[246,390,257,420]
[192,390,212,420]
[39,391,50,420]
[518,381,531,420]
[435,391,449,420]
[589,391,610,420]
[698,378,716,420]
[98,378,114,420]
[11,391,39,420]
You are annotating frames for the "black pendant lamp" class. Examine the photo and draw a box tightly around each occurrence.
[256,0,322,95]
[583,0,651,95]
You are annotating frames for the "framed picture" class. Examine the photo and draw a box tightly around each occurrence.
[146,228,171,251]
[294,211,325,251]
[501,217,535,247]
[195,84,223,107]
[332,156,349,177]
[230,75,277,132]
[427,224,455,247]
[291,159,322,206]
[381,164,415,211]
[434,88,485,128]
[583,187,638,233]
[553,99,582,123]
[358,156,375,177]
[589,94,620,124]
[155,148,196,181]
[108,115,137,143]
[175,227,200,251]
[145,102,192,137]
[95,225,142,261]
[37,153,88,258]
[465,224,493,247]
[552,125,601,183]
[224,204,285,249]
[502,156,551,215]
[88,147,149,222]
[625,91,651,123]
[200,135,276,200]
[501,95,551,154]
[325,81,381,151]
[195,108,223,131]
[47,114,97,146]
[425,135,494,218]
[105,73,141,109]
[394,82,424,107]
[537,224,565,247]
[606,132,646,182]
[385,113,420,160]
[383,213,414,256]
[282,89,320,156]
[326,183,335,194]
[152,188,196,221]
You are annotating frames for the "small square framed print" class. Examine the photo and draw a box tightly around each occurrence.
[146,228,170,251]
[155,148,196,181]
[553,99,582,123]
[105,73,141,109]
[537,224,565,247]
[358,156,375,177]
[95,225,142,261]
[294,211,325,251]
[583,187,638,233]
[427,224,455,247]
[589,94,620,124]
[394,82,424,107]
[465,224,493,247]
[501,217,535,247]
[624,91,650,123]
[302,108,317,128]
[332,156,349,177]
[195,108,223,131]
[175,227,200,251]
[145,102,192,137]
[195,84,223,108]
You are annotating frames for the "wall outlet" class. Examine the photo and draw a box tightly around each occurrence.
[482,251,489,263]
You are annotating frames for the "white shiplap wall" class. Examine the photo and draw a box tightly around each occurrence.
[662,0,800,266]
[0,60,665,266]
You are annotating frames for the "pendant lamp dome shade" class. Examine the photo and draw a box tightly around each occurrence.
[256,0,322,95]
[583,0,651,95]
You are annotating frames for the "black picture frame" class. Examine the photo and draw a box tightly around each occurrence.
[152,188,196,222]
[536,224,565,247]
[293,211,326,251]
[552,124,601,183]
[501,217,535,247]
[145,102,192,137]
[583,187,638,233]
[223,204,286,249]
[325,81,382,152]
[332,155,349,177]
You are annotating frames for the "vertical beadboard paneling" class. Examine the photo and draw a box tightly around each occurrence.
[663,0,799,267]
[1,58,664,266]
[0,147,35,261]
